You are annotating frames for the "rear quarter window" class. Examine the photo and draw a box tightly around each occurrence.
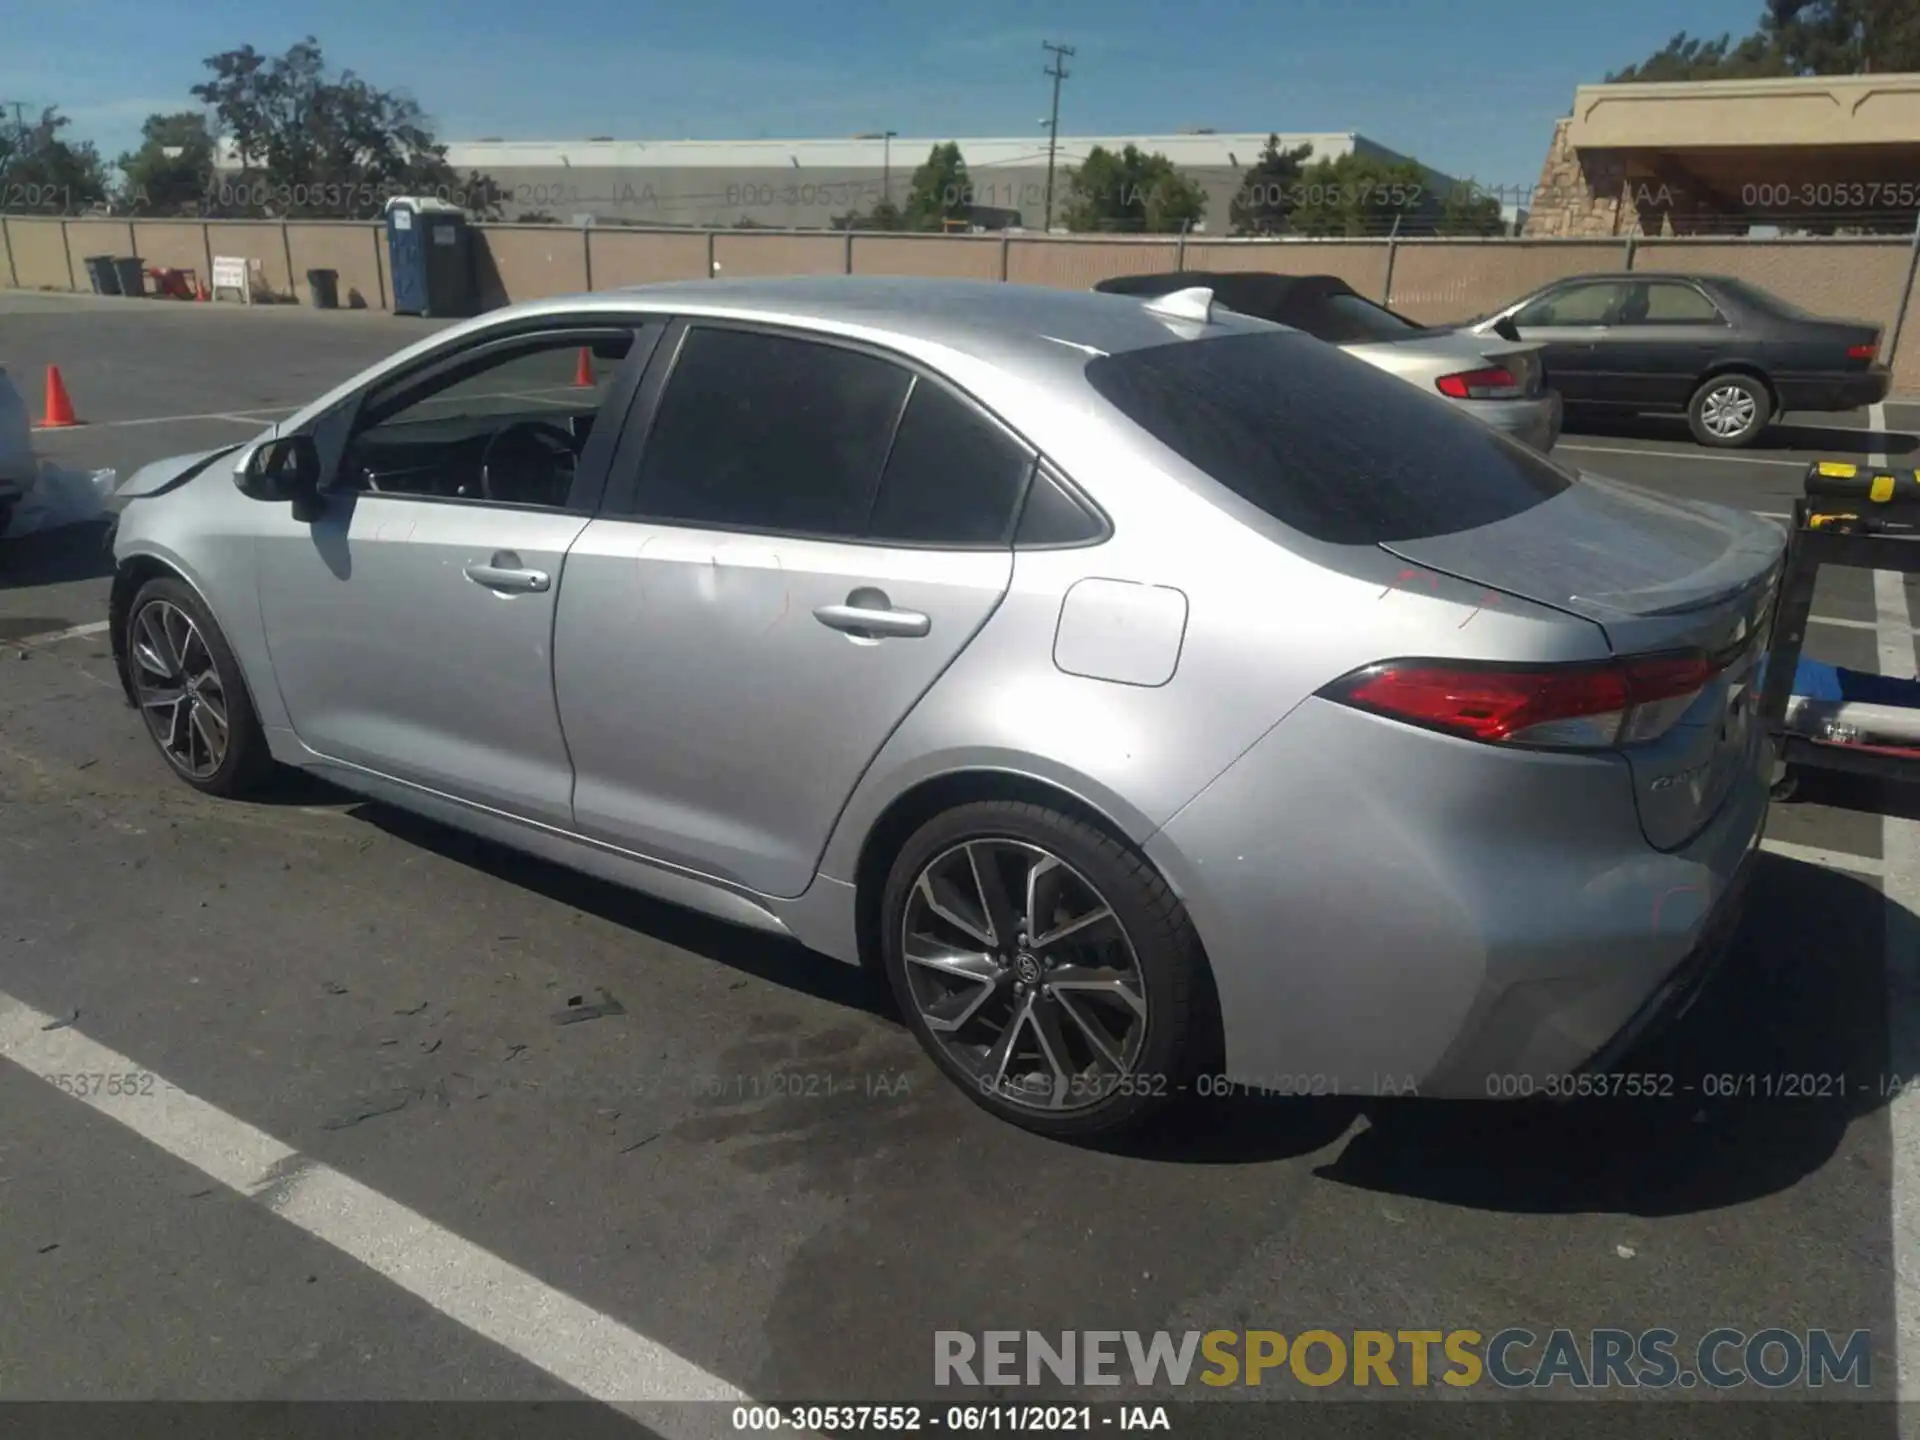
[1083,330,1572,546]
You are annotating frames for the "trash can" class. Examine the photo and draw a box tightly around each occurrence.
[112,257,146,297]
[305,268,340,310]
[384,198,475,317]
[84,256,121,296]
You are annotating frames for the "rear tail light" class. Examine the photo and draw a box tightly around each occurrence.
[1436,366,1524,400]
[1320,652,1722,749]
[1847,342,1878,361]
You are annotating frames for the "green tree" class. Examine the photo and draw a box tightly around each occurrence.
[117,112,217,215]
[901,142,971,231]
[1608,1,1920,81]
[832,197,907,231]
[1284,152,1432,237]
[1437,180,1508,236]
[1605,30,1785,81]
[0,106,109,213]
[1229,134,1315,235]
[191,36,499,218]
[1062,144,1206,233]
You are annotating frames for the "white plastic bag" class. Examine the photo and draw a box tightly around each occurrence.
[1,461,119,539]
[0,366,117,539]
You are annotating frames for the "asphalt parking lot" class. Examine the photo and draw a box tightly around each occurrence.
[3,287,1920,1436]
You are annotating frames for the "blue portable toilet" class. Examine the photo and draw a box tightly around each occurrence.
[385,196,475,317]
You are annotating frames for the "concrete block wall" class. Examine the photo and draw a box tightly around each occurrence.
[4,214,1916,394]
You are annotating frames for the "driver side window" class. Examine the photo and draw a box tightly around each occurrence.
[341,330,635,508]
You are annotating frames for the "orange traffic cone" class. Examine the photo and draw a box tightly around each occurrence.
[40,365,77,428]
[573,347,594,387]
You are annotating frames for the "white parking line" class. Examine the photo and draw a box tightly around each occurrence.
[1811,615,1909,634]
[0,989,753,1431]
[2,620,111,649]
[1559,441,1814,469]
[32,406,294,433]
[1865,399,1920,1404]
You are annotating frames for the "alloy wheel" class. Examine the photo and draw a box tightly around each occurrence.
[900,839,1150,1113]
[1701,385,1758,439]
[130,600,230,780]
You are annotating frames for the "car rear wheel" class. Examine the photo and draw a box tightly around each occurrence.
[1687,374,1771,448]
[126,576,274,797]
[879,800,1211,1139]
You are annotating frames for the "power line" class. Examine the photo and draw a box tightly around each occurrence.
[1041,41,1074,232]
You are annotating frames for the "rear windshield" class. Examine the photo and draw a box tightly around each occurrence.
[1084,330,1573,546]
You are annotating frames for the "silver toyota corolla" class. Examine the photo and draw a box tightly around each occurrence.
[107,276,1779,1138]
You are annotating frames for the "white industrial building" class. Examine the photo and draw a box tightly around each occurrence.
[411,131,1455,230]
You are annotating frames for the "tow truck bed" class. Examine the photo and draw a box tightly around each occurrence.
[1759,462,1920,788]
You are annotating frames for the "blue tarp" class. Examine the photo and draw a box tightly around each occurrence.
[1766,658,1920,709]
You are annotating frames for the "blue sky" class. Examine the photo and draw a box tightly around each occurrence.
[11,0,1764,191]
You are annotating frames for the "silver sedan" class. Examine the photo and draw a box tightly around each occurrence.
[1094,270,1563,452]
[107,276,1776,1138]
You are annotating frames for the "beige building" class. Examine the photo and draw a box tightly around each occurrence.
[1524,71,1920,237]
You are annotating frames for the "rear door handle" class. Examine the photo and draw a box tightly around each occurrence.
[466,560,551,593]
[813,600,931,639]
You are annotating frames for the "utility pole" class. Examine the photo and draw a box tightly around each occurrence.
[881,129,897,210]
[1041,42,1074,233]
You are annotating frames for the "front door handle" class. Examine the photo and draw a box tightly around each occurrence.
[813,590,931,639]
[466,554,551,593]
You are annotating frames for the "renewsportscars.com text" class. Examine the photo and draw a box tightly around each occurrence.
[933,1328,1872,1390]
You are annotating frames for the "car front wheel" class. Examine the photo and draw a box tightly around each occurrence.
[125,575,275,797]
[879,800,1212,1139]
[1687,374,1772,448]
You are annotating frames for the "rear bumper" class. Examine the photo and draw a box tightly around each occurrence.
[1579,845,1755,1076]
[1145,696,1768,1099]
[1452,391,1563,453]
[1775,367,1891,413]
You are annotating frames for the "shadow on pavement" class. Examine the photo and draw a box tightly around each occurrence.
[354,800,894,1018]
[0,518,115,592]
[349,802,1906,1213]
[1313,853,1901,1214]
[1783,767,1920,825]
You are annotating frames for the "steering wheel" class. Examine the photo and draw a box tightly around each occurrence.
[478,420,579,505]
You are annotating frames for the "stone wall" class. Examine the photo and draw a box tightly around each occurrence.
[1521,118,1625,238]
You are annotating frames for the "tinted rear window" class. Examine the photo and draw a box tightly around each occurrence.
[1084,330,1573,546]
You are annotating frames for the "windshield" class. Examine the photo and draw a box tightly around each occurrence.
[1085,331,1573,546]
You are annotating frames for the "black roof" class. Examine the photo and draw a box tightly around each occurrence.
[1094,270,1428,343]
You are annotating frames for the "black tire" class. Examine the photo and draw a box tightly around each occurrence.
[125,574,275,797]
[0,501,13,538]
[879,799,1214,1139]
[1687,373,1772,448]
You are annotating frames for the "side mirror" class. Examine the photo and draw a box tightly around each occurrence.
[239,435,322,509]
